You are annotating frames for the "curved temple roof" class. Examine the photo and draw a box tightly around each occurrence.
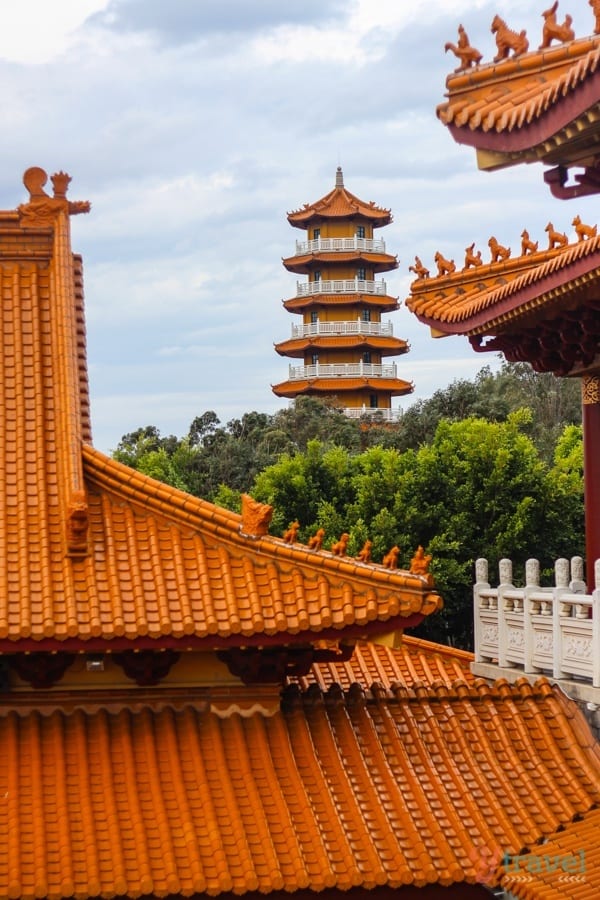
[405,226,600,375]
[1,669,600,899]
[0,168,440,651]
[288,167,392,228]
[438,21,600,191]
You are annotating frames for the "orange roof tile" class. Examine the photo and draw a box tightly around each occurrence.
[406,231,600,336]
[288,167,392,229]
[438,34,600,170]
[283,251,398,275]
[0,170,439,650]
[274,334,409,357]
[500,808,600,898]
[302,636,475,691]
[1,674,599,899]
[271,376,414,399]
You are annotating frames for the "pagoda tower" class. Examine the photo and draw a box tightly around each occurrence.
[272,167,413,420]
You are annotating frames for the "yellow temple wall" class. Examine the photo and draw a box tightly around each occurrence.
[310,219,373,240]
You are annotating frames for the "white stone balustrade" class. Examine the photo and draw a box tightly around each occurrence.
[474,557,600,687]
[288,362,398,380]
[294,236,387,255]
[296,278,387,297]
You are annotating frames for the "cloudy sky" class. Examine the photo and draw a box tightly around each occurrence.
[1,0,597,452]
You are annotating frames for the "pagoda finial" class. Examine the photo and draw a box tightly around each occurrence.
[335,166,344,188]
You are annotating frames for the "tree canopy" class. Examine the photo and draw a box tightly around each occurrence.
[111,362,584,649]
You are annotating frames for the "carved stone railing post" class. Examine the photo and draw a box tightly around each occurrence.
[553,558,570,680]
[474,558,490,663]
[523,558,540,674]
[570,556,588,618]
[497,559,514,668]
[593,560,600,689]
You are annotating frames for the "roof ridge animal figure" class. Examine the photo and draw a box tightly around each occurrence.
[283,520,300,544]
[410,546,432,577]
[491,14,529,60]
[331,532,349,557]
[409,255,430,279]
[539,2,574,48]
[464,242,483,269]
[382,546,400,569]
[545,221,568,248]
[307,527,325,550]
[434,251,456,276]
[521,229,538,255]
[356,540,372,563]
[445,24,483,71]
[592,0,600,36]
[488,236,511,262]
[572,214,597,241]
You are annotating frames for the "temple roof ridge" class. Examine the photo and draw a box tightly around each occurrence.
[287,167,392,228]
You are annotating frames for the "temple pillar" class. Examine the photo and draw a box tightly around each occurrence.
[583,376,600,589]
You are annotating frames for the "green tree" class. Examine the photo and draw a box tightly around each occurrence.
[249,414,583,649]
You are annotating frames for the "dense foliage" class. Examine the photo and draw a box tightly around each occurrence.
[111,362,584,649]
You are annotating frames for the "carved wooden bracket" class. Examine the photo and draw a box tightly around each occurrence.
[113,649,180,686]
[7,652,76,688]
[218,643,355,685]
[544,163,600,200]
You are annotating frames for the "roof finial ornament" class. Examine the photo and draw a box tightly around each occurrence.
[434,251,456,276]
[488,236,510,262]
[521,230,538,255]
[445,24,483,71]
[572,215,597,241]
[539,2,574,49]
[335,166,344,188]
[545,221,568,248]
[19,166,91,227]
[491,14,529,61]
[592,0,600,35]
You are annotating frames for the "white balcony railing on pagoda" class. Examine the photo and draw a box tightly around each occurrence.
[474,557,600,688]
[290,320,393,339]
[296,278,387,297]
[294,237,387,256]
[342,407,401,422]
[288,362,398,380]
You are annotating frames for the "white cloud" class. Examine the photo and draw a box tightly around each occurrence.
[1,0,596,452]
[0,1,110,64]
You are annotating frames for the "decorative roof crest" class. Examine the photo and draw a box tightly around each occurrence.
[409,217,598,285]
[443,5,583,73]
[491,14,529,61]
[592,0,600,35]
[445,25,483,72]
[18,166,91,227]
[540,2,574,48]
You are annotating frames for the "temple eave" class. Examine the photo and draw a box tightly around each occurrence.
[272,377,413,398]
[283,294,400,313]
[283,253,399,274]
[274,337,409,357]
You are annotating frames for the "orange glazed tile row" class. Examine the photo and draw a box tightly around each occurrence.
[0,171,441,648]
[304,636,474,691]
[439,37,600,137]
[0,675,599,899]
[406,231,600,333]
[500,807,600,898]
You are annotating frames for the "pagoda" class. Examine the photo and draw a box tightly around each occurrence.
[272,167,412,420]
[407,5,600,590]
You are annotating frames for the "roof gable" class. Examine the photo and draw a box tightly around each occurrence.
[288,167,392,228]
[0,168,441,654]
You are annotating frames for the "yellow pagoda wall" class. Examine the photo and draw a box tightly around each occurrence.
[309,220,374,240]
[333,391,392,410]
[302,307,381,325]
